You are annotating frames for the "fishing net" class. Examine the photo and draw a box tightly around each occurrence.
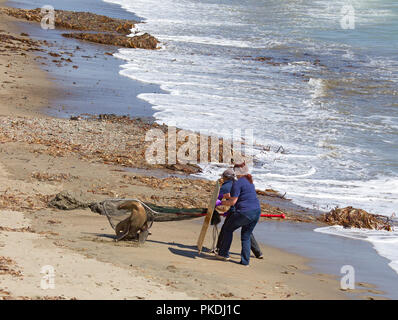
[92,199,207,229]
[97,199,138,230]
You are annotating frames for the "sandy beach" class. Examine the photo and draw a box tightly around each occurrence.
[0,0,394,301]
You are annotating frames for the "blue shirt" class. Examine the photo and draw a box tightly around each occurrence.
[230,177,261,212]
[220,180,233,196]
[219,180,236,214]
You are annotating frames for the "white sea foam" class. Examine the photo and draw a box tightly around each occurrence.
[258,167,317,179]
[314,226,398,275]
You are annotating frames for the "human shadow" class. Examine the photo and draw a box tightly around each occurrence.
[81,232,116,240]
[146,239,240,261]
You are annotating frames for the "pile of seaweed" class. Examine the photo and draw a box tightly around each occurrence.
[0,7,159,49]
[0,7,136,34]
[319,206,393,231]
[62,32,158,49]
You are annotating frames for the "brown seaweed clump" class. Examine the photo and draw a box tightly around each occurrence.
[320,206,392,231]
[0,8,136,34]
[62,32,159,49]
[0,256,23,278]
[0,7,160,49]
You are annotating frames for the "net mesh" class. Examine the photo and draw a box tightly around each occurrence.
[96,199,206,230]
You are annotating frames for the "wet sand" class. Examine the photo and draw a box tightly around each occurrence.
[5,0,163,119]
[254,221,398,299]
[0,1,56,117]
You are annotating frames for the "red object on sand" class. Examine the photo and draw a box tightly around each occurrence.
[196,212,286,219]
[176,212,286,219]
[260,213,286,219]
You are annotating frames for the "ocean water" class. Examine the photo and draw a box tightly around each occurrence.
[105,0,397,216]
[314,225,398,276]
[103,0,398,273]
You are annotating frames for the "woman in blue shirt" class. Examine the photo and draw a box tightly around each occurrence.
[216,162,262,266]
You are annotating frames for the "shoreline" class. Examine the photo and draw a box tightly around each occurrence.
[0,0,395,300]
[3,0,163,120]
[0,2,58,117]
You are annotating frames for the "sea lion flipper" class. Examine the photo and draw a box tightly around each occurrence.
[115,218,131,242]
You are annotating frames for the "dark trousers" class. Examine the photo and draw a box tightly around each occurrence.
[216,210,262,261]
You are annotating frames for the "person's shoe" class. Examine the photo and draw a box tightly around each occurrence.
[215,254,230,261]
[256,255,264,259]
[239,261,250,267]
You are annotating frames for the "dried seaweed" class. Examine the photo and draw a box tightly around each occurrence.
[0,8,160,49]
[0,256,23,278]
[0,116,201,174]
[31,172,76,182]
[0,226,34,233]
[62,32,159,49]
[0,8,136,34]
[256,188,287,199]
[0,190,52,211]
[1,295,73,300]
[320,206,392,231]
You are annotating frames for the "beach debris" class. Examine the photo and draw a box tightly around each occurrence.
[0,289,11,297]
[0,8,137,34]
[48,191,93,210]
[0,8,159,49]
[319,206,392,231]
[166,265,177,273]
[256,188,287,199]
[31,172,76,182]
[0,191,52,211]
[0,32,41,51]
[220,292,234,298]
[0,115,298,221]
[0,115,202,174]
[276,146,285,154]
[165,163,202,174]
[254,56,272,62]
[0,256,23,278]
[1,295,73,300]
[0,226,34,233]
[48,52,61,58]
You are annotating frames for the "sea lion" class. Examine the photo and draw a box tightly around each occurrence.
[115,201,149,242]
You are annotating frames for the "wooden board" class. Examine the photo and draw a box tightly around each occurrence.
[197,180,221,254]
